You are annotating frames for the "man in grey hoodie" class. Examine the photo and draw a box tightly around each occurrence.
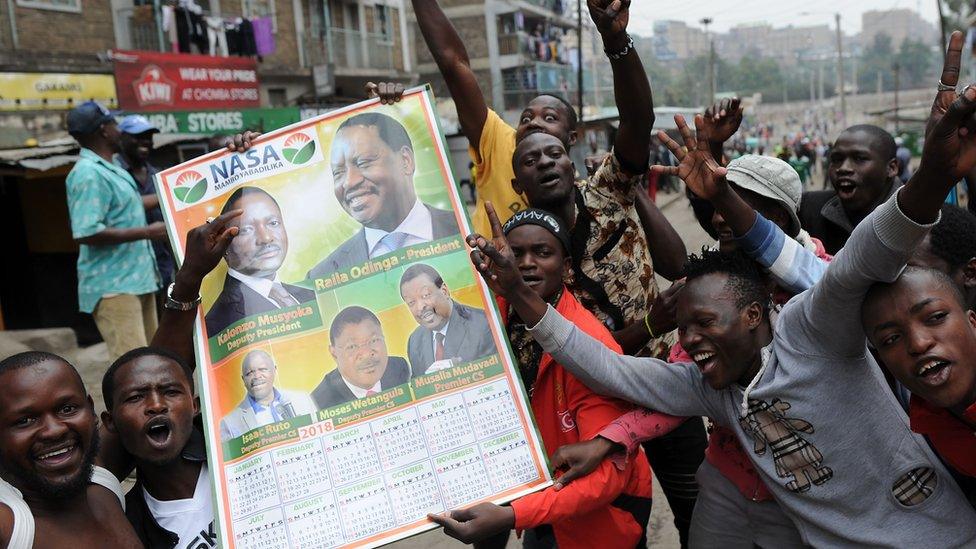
[457,36,976,546]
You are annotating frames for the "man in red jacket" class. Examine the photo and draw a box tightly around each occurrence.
[430,207,677,547]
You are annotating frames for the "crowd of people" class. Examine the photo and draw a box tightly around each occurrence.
[1,0,975,547]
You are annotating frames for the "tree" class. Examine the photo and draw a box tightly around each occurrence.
[898,39,936,89]
[858,33,896,91]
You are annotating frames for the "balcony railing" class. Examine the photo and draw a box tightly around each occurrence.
[502,62,578,110]
[502,61,616,111]
[519,0,570,17]
[116,6,160,51]
[302,27,398,71]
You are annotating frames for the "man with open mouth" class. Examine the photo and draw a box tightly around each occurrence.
[101,346,217,548]
[800,124,902,255]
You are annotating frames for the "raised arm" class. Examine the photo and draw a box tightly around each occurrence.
[150,210,241,367]
[634,189,686,280]
[589,0,653,171]
[701,97,744,165]
[467,203,710,416]
[784,32,976,355]
[411,0,489,148]
[99,211,241,480]
[655,115,827,294]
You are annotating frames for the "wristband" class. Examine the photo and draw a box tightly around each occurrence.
[605,34,634,60]
[643,312,656,339]
[164,282,202,311]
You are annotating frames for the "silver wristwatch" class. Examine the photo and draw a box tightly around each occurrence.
[164,282,202,311]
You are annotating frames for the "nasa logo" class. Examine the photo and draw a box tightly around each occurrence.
[281,132,316,165]
[173,170,208,204]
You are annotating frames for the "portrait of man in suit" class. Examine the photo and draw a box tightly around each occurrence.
[306,112,461,279]
[220,349,316,440]
[311,305,410,409]
[400,264,496,376]
[205,186,316,335]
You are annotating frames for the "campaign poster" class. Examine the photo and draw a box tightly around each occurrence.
[155,86,552,548]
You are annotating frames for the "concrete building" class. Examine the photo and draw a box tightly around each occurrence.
[412,0,606,125]
[0,0,418,333]
[861,8,938,49]
[652,19,708,61]
[718,23,834,61]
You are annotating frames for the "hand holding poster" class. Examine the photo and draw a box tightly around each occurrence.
[155,86,551,548]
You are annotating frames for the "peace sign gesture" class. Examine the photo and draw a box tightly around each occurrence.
[919,31,976,183]
[651,114,729,201]
[927,31,965,140]
[902,30,976,222]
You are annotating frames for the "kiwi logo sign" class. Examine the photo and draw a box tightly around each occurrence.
[282,132,316,165]
[172,170,208,204]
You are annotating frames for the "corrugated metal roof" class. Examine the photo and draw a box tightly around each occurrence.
[0,144,78,164]
[19,154,79,170]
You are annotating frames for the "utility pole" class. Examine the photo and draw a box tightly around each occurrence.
[701,17,714,104]
[936,0,947,47]
[577,0,584,118]
[809,68,815,102]
[894,61,900,134]
[834,12,846,122]
[818,63,824,101]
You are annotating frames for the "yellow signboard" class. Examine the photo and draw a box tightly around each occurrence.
[0,73,117,111]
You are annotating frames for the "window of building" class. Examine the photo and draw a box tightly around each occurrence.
[374,5,393,44]
[243,0,277,32]
[268,88,287,107]
[16,0,80,12]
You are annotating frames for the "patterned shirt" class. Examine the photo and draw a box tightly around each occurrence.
[568,151,670,358]
[66,148,160,313]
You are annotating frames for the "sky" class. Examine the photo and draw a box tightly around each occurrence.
[627,0,941,37]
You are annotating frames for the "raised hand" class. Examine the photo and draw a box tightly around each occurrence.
[227,131,261,153]
[181,209,243,282]
[700,97,744,145]
[587,0,630,38]
[926,31,964,140]
[428,503,515,543]
[919,31,976,183]
[365,81,405,105]
[466,202,523,297]
[651,114,729,200]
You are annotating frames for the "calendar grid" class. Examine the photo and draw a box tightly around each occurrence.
[221,372,551,548]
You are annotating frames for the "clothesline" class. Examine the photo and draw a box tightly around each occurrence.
[161,4,276,59]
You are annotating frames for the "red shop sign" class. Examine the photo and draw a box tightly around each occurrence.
[112,50,260,111]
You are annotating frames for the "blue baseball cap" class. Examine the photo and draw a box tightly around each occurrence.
[67,101,116,137]
[118,114,159,135]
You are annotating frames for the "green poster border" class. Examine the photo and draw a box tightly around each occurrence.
[156,85,553,549]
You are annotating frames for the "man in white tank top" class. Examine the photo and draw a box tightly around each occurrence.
[0,352,140,549]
